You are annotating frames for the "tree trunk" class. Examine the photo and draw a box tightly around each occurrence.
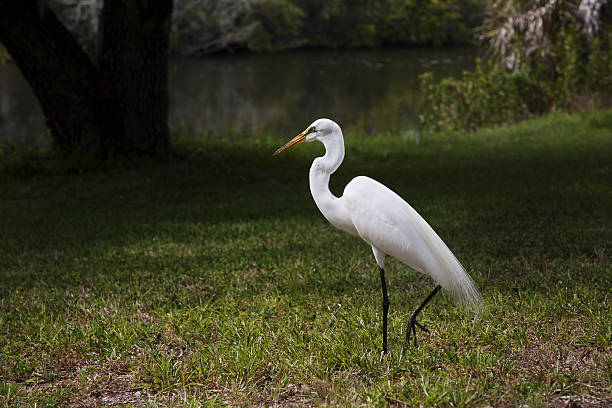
[98,0,173,155]
[0,1,121,154]
[0,0,173,156]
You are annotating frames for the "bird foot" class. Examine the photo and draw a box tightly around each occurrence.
[402,312,430,350]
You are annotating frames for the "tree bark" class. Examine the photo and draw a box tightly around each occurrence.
[98,0,173,155]
[0,0,173,156]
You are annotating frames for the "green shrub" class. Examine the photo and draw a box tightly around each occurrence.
[584,32,612,94]
[421,27,612,131]
[420,61,550,131]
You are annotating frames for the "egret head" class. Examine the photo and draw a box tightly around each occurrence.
[273,118,340,156]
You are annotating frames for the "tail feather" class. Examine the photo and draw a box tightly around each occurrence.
[405,206,482,308]
[437,249,482,308]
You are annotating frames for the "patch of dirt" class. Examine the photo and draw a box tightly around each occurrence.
[503,318,612,407]
[75,373,153,407]
[548,394,612,408]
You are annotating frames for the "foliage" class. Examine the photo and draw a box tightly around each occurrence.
[420,61,550,131]
[479,0,610,71]
[382,0,483,47]
[292,0,385,48]
[285,0,483,49]
[174,0,485,52]
[245,0,306,51]
[421,0,612,131]
[47,0,484,55]
[171,0,306,54]
[1,111,611,406]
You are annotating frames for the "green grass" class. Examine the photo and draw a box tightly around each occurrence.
[1,111,611,407]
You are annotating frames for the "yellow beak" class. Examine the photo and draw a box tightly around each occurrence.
[273,128,311,156]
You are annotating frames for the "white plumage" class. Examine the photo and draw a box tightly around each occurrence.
[343,176,481,304]
[274,118,481,352]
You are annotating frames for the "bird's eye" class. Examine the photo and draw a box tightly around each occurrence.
[310,127,316,133]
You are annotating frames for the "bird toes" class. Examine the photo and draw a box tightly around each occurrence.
[414,320,429,333]
[403,317,430,349]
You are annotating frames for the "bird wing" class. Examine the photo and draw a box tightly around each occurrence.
[342,176,431,273]
[342,176,481,305]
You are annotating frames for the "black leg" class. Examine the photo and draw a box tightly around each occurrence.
[379,267,390,354]
[403,285,441,349]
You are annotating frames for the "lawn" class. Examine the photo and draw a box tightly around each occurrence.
[0,111,611,407]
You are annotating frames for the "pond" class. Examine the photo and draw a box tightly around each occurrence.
[0,47,476,146]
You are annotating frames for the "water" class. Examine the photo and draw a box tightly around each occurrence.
[0,47,476,145]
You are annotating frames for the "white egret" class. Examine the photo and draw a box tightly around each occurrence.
[274,119,481,353]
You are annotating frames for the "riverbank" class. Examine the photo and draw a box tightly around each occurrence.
[1,111,611,406]
[0,47,478,146]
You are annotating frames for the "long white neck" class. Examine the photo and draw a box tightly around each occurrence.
[309,130,355,235]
